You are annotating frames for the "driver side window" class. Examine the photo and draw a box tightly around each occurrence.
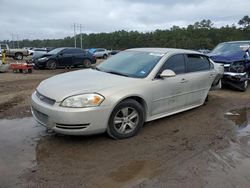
[160,54,186,75]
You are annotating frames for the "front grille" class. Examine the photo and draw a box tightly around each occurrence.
[36,91,56,105]
[224,66,230,72]
[55,123,90,130]
[32,107,49,124]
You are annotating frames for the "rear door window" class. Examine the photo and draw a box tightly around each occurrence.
[63,49,75,54]
[186,54,210,72]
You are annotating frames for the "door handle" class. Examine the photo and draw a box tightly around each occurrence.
[180,78,188,83]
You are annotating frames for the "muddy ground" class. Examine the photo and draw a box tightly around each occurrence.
[0,59,250,188]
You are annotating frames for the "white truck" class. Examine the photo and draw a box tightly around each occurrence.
[0,44,29,60]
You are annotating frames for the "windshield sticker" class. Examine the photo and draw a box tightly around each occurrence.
[140,70,146,74]
[149,53,164,57]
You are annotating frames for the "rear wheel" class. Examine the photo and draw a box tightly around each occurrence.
[107,99,144,139]
[103,54,108,59]
[46,60,57,70]
[83,59,91,68]
[15,53,23,60]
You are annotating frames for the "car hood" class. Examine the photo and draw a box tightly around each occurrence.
[208,50,246,64]
[32,52,47,59]
[33,53,55,60]
[37,69,138,102]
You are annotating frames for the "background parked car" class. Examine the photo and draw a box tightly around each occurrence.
[33,47,96,69]
[0,44,29,60]
[30,48,55,60]
[110,50,121,55]
[198,49,211,54]
[89,48,111,59]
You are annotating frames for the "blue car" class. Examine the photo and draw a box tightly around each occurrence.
[209,41,250,91]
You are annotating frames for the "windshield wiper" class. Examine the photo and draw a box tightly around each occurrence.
[105,71,129,77]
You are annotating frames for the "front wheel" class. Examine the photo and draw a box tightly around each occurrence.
[46,60,57,70]
[239,74,249,91]
[107,99,144,139]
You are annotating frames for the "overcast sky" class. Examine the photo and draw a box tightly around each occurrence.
[0,0,249,40]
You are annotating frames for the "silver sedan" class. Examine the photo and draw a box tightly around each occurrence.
[31,48,221,139]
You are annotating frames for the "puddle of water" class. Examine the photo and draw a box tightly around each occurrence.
[110,160,152,182]
[205,108,250,187]
[99,160,156,188]
[225,107,250,136]
[0,118,45,187]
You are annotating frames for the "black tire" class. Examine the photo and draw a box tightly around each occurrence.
[239,74,249,92]
[107,99,144,139]
[83,59,91,68]
[28,69,32,73]
[46,60,57,70]
[103,54,108,59]
[33,65,39,70]
[15,53,23,60]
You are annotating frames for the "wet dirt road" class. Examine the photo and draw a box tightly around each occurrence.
[0,68,250,188]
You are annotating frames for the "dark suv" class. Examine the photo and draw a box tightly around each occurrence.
[33,47,96,70]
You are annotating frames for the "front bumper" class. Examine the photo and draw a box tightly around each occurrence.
[28,58,48,68]
[223,72,248,82]
[31,92,112,135]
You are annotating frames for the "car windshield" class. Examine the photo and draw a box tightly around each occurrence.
[211,42,250,54]
[97,50,164,78]
[88,48,96,54]
[47,48,65,55]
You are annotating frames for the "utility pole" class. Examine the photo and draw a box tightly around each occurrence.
[80,24,83,49]
[17,34,19,49]
[11,33,14,48]
[72,23,83,48]
[74,23,76,48]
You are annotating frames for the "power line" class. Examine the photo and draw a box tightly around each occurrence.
[71,23,83,48]
[11,33,20,48]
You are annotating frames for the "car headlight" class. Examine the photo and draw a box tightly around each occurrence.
[60,94,104,108]
[38,57,48,62]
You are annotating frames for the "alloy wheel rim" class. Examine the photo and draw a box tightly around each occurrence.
[84,60,91,67]
[114,107,139,134]
[244,80,248,88]
[245,74,249,89]
[48,62,56,69]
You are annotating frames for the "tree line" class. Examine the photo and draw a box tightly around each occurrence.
[2,16,250,50]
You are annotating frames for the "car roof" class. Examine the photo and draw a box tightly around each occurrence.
[127,48,202,55]
[221,40,250,44]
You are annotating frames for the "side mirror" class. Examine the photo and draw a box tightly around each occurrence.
[160,69,176,78]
